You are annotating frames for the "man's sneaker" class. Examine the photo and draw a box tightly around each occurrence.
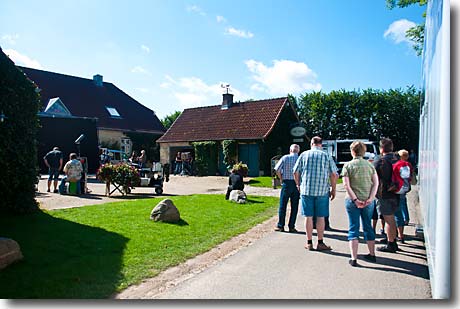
[304,243,315,251]
[349,259,358,267]
[288,228,298,233]
[379,238,388,244]
[274,226,284,232]
[363,254,377,263]
[377,245,397,253]
[316,243,332,251]
[53,189,58,193]
[47,189,50,192]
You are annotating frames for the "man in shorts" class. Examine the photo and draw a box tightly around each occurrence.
[374,138,400,253]
[43,146,63,193]
[294,136,338,251]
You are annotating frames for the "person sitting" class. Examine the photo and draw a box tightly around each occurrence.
[129,151,139,166]
[225,168,245,200]
[59,153,83,194]
[138,150,147,168]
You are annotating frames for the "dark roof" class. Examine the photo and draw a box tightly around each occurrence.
[19,67,165,134]
[157,97,292,143]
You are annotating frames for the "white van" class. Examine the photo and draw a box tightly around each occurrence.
[322,139,379,173]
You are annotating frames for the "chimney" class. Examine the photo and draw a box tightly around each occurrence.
[93,74,103,87]
[221,93,234,110]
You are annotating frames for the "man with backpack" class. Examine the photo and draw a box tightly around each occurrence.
[374,138,400,253]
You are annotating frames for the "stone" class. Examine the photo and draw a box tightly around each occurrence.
[0,238,23,270]
[150,199,181,223]
[229,190,247,204]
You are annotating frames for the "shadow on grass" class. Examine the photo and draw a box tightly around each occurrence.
[0,211,128,299]
[247,179,261,185]
[159,218,189,226]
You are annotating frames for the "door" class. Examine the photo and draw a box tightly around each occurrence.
[238,143,259,177]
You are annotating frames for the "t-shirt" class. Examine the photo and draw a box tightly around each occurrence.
[228,173,244,191]
[63,159,83,182]
[44,150,63,169]
[341,157,376,201]
[374,154,398,199]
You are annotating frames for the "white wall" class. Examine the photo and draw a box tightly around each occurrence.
[419,0,450,299]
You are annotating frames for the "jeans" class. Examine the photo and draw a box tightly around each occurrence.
[394,194,409,227]
[345,198,375,241]
[277,180,300,229]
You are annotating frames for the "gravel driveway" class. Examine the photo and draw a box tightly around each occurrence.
[36,175,280,210]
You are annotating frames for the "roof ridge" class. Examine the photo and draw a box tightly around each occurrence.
[182,96,289,112]
[18,66,113,85]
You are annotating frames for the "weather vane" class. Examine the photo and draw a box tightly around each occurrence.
[221,83,230,94]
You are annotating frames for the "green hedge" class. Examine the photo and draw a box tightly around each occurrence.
[0,48,41,213]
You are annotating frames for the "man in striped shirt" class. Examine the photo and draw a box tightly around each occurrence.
[274,144,300,233]
[294,136,338,251]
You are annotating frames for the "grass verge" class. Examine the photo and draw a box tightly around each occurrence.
[0,194,278,299]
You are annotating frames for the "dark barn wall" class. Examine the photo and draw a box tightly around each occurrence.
[37,116,99,173]
[261,105,305,175]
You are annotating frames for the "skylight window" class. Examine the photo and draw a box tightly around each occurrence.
[106,107,121,118]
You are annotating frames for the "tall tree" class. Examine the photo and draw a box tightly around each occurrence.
[161,111,181,130]
[386,0,427,56]
[297,87,421,151]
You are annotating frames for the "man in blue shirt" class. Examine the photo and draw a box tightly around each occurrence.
[294,136,338,251]
[274,144,300,233]
[43,146,63,193]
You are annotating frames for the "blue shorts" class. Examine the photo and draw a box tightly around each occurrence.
[300,194,330,217]
[48,167,60,181]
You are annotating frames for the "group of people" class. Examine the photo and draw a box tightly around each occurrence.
[43,146,85,194]
[128,150,147,168]
[173,152,193,176]
[274,136,414,267]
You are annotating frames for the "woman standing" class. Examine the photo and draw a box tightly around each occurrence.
[341,141,379,267]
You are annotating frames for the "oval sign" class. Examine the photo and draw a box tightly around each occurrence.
[290,126,306,137]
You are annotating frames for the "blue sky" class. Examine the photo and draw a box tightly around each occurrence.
[1,0,426,118]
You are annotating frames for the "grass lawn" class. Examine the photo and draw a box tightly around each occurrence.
[247,176,273,188]
[248,176,342,187]
[0,194,279,299]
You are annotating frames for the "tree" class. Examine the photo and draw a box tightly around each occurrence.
[386,0,427,56]
[161,111,181,130]
[0,48,41,213]
[297,87,421,151]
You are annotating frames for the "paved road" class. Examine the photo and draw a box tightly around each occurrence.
[153,187,431,299]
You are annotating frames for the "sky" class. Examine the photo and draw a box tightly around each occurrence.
[1,0,426,119]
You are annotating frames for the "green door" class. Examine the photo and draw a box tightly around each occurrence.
[238,144,259,177]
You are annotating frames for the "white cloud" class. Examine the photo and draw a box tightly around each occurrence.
[245,59,321,96]
[135,87,150,93]
[141,45,150,53]
[216,15,226,23]
[3,49,43,69]
[131,65,151,75]
[2,34,19,45]
[384,19,416,45]
[186,5,206,16]
[225,27,254,39]
[162,75,249,108]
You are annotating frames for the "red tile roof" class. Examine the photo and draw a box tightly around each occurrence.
[157,97,289,143]
[19,67,165,134]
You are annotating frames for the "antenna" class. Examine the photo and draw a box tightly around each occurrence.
[220,83,230,94]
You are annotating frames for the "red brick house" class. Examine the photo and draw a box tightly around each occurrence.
[157,94,306,176]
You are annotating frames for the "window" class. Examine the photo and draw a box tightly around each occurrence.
[105,107,121,118]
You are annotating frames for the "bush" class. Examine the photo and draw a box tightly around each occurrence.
[97,163,140,190]
[233,162,248,177]
[0,48,41,213]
